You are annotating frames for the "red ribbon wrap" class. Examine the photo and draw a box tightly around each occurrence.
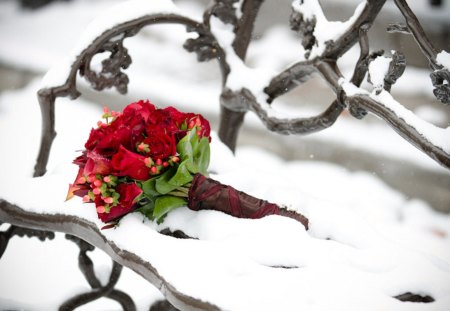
[188,174,309,229]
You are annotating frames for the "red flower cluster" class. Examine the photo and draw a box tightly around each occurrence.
[67,100,210,223]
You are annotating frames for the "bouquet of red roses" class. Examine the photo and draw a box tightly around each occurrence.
[67,100,308,229]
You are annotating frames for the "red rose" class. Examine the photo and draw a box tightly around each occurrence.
[195,114,211,139]
[66,167,89,200]
[95,126,131,155]
[111,145,149,180]
[85,127,106,151]
[122,99,156,124]
[142,128,177,160]
[86,119,143,157]
[83,150,112,176]
[145,108,179,135]
[73,152,87,167]
[163,106,188,127]
[183,113,211,140]
[85,100,155,155]
[96,183,142,222]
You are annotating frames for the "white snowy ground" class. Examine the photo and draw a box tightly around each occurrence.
[0,0,450,310]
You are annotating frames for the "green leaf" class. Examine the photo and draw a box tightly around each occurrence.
[177,129,201,174]
[185,158,199,174]
[136,201,155,220]
[153,195,187,223]
[155,169,177,194]
[190,129,199,152]
[141,178,159,197]
[169,161,193,186]
[193,137,210,175]
[177,132,193,161]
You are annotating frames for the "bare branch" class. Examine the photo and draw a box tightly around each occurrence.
[323,0,386,59]
[386,23,410,34]
[315,60,344,93]
[33,0,450,176]
[393,0,441,70]
[241,88,345,135]
[251,100,345,135]
[217,0,265,151]
[347,23,371,119]
[346,95,450,169]
[232,0,265,60]
[263,60,316,104]
[383,51,406,92]
[209,0,240,26]
[350,23,370,86]
[265,0,386,103]
[430,69,450,104]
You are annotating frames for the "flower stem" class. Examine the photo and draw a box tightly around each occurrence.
[168,190,189,198]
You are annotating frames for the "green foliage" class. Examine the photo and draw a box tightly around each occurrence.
[140,129,210,222]
[153,195,187,223]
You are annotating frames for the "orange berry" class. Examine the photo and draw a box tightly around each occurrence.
[93,180,102,187]
[103,197,114,204]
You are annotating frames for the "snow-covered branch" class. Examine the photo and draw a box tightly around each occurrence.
[35,0,450,177]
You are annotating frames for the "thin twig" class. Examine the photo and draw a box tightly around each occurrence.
[263,60,316,104]
[351,23,370,86]
[346,94,450,168]
[393,0,441,69]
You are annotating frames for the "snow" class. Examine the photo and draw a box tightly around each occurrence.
[2,78,450,310]
[340,79,450,154]
[1,0,450,310]
[41,0,184,88]
[208,16,276,104]
[436,51,450,71]
[368,55,391,91]
[291,0,366,58]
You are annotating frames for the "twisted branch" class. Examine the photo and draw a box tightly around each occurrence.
[265,0,386,103]
[393,0,441,70]
[346,94,450,168]
[322,0,387,60]
[34,0,450,176]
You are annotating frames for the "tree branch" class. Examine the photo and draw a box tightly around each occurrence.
[351,23,370,86]
[250,99,345,135]
[264,60,316,104]
[346,94,450,169]
[232,0,265,60]
[323,0,386,60]
[265,0,386,103]
[393,0,441,70]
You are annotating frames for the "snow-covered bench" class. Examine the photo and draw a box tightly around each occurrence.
[1,0,450,310]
